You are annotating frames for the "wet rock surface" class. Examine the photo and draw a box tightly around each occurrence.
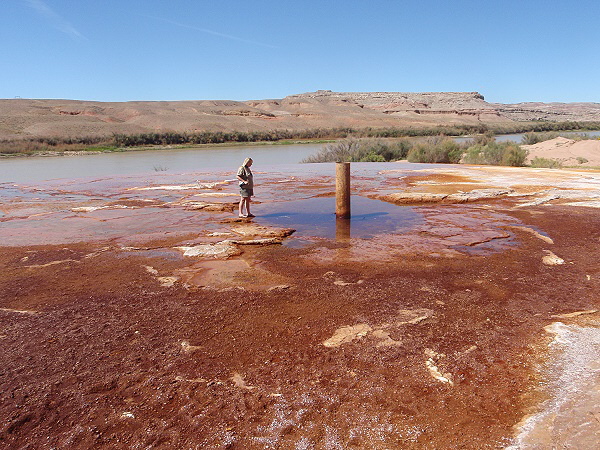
[1,163,600,448]
[379,188,514,204]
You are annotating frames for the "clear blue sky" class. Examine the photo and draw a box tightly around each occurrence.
[2,0,599,103]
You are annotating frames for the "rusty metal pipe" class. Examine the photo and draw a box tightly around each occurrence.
[335,162,351,219]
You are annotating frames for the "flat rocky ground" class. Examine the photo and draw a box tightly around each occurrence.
[1,163,599,448]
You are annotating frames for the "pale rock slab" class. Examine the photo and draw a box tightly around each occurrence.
[542,250,565,266]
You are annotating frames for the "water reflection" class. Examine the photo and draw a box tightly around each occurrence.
[256,195,421,239]
[335,218,351,242]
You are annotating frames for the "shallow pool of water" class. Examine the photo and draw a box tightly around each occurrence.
[255,195,422,239]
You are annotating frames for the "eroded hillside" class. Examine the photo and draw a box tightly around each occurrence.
[1,91,600,139]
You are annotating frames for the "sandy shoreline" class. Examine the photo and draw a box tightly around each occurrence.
[1,162,599,447]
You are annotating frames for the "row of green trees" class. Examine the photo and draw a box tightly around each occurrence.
[111,121,600,146]
[110,125,491,147]
[1,121,599,155]
[489,121,600,134]
[112,128,355,147]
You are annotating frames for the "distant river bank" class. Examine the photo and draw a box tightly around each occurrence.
[454,130,600,143]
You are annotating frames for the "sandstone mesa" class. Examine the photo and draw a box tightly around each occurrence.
[2,90,600,139]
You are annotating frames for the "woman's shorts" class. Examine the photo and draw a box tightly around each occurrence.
[240,187,254,197]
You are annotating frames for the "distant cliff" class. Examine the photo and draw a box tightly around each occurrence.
[1,91,599,139]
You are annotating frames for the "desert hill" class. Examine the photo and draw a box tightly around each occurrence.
[1,91,600,139]
[522,136,600,167]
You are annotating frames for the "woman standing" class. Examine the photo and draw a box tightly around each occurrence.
[236,157,254,218]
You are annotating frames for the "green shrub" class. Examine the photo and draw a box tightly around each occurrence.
[302,138,413,163]
[406,138,463,163]
[482,142,506,165]
[501,143,528,166]
[462,142,527,166]
[302,138,361,163]
[462,145,486,164]
[406,145,427,163]
[444,140,464,163]
[471,131,496,146]
[364,139,412,161]
[530,157,562,168]
[521,131,559,145]
[576,156,589,164]
[359,152,386,162]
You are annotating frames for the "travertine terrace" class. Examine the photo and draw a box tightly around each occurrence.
[1,162,599,448]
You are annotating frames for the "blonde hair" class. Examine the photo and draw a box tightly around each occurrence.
[242,157,253,167]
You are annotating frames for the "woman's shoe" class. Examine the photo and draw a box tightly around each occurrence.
[239,214,248,218]
[247,213,255,218]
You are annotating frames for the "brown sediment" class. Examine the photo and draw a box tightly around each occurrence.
[1,166,599,448]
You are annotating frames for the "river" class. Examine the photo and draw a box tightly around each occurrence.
[0,143,325,183]
[2,131,599,183]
